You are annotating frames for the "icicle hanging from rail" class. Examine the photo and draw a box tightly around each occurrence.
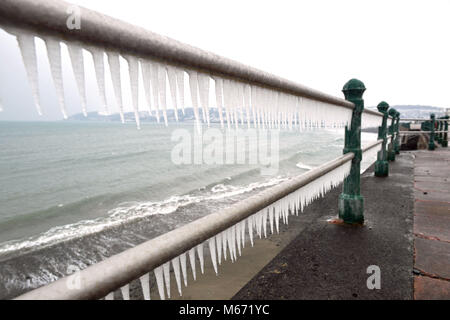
[110,160,352,300]
[361,143,382,174]
[5,25,356,130]
[362,111,383,129]
[88,47,109,115]
[67,43,87,117]
[124,55,141,129]
[15,31,42,115]
[44,36,68,119]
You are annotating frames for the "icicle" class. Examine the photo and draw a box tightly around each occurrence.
[262,209,268,238]
[188,248,197,280]
[223,79,232,129]
[216,233,222,265]
[67,43,87,116]
[140,60,153,114]
[188,70,201,132]
[240,220,246,248]
[198,73,211,126]
[221,230,228,261]
[106,52,125,123]
[124,55,141,129]
[275,206,280,234]
[88,47,109,114]
[44,37,68,119]
[269,207,274,234]
[157,63,169,126]
[166,65,179,121]
[172,256,182,296]
[16,33,42,115]
[236,222,242,256]
[197,243,205,274]
[226,228,234,262]
[247,216,254,247]
[231,225,237,261]
[163,261,171,299]
[120,284,130,300]
[208,238,218,275]
[180,252,188,287]
[105,292,114,300]
[175,69,185,114]
[213,77,225,128]
[148,61,161,122]
[154,266,165,300]
[139,273,151,300]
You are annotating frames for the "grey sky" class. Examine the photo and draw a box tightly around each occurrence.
[1,0,449,121]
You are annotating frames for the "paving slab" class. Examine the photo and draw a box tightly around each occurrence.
[414,276,450,300]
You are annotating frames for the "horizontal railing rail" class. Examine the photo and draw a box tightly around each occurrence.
[16,152,356,300]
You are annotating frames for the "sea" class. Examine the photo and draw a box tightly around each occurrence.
[0,121,376,298]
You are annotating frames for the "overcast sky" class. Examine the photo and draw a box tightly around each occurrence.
[1,0,449,121]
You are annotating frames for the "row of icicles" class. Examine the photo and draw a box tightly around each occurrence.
[2,26,362,131]
[103,160,352,300]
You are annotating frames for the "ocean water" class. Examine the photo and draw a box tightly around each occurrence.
[0,121,376,298]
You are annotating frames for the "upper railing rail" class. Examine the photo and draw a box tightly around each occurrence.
[0,0,358,111]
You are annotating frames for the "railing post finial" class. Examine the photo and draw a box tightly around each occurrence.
[375,101,389,177]
[338,79,365,224]
[428,113,436,150]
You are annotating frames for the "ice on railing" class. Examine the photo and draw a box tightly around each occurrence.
[120,283,130,300]
[5,26,356,129]
[362,111,383,130]
[88,47,109,115]
[139,273,151,300]
[44,37,68,119]
[101,160,351,300]
[107,52,125,123]
[361,143,382,174]
[67,43,87,117]
[15,32,42,115]
[124,55,141,129]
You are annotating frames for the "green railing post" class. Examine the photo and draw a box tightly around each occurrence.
[374,101,389,177]
[443,115,449,147]
[428,113,436,150]
[338,79,365,224]
[387,108,397,161]
[394,111,401,154]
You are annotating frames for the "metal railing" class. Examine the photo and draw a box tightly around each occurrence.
[0,0,395,300]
